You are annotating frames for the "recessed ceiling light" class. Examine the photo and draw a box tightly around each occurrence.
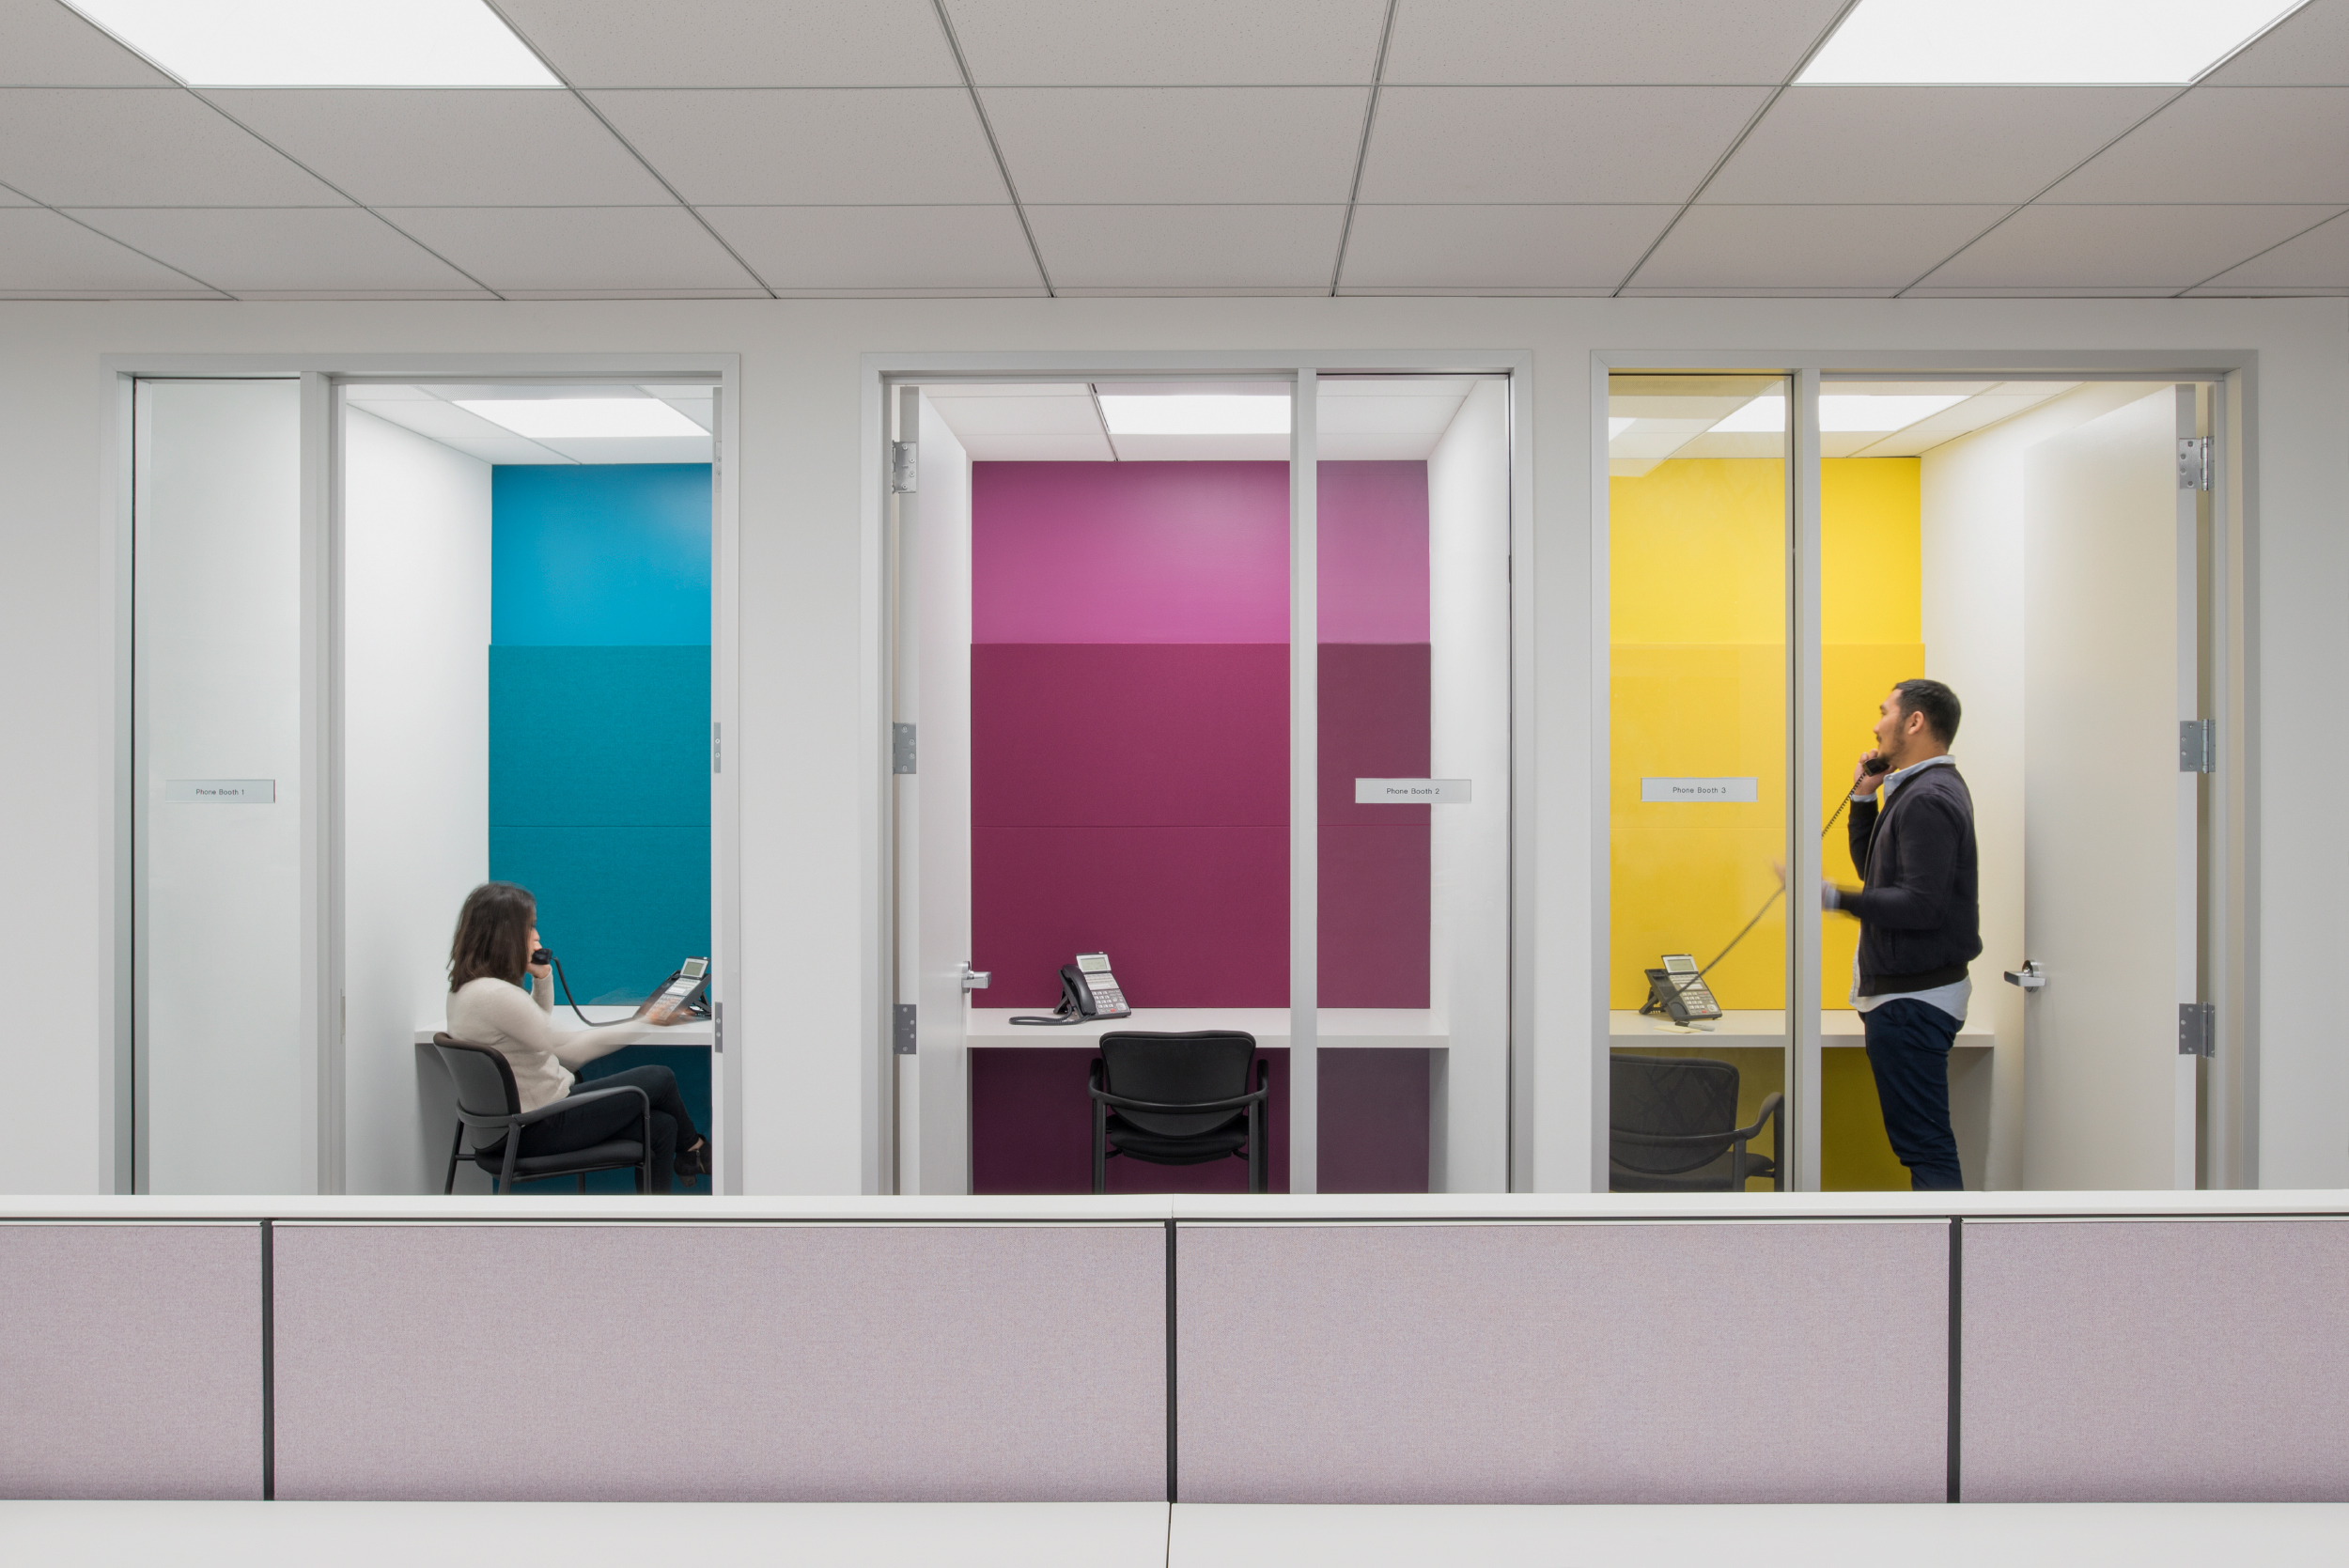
[1097,395,1291,437]
[1707,394,1973,435]
[65,0,560,87]
[455,398,706,440]
[1799,0,2306,85]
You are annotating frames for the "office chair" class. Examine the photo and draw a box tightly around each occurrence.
[1088,1031,1269,1194]
[1608,1052,1783,1192]
[431,1033,654,1195]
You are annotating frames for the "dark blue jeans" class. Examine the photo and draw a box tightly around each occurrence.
[1860,999,1965,1191]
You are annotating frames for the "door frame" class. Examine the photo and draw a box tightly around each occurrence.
[1590,348,2255,1191]
[863,349,1532,1196]
[100,351,742,1195]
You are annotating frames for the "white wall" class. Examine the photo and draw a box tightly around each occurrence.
[133,379,307,1194]
[1426,378,1513,1192]
[1,296,2340,1198]
[1921,382,2172,1190]
[340,408,490,1194]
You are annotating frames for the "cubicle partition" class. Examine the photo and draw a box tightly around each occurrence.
[5,1196,2345,1505]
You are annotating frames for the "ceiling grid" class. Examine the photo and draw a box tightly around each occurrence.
[1,0,2343,299]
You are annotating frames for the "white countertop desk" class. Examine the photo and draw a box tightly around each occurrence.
[1610,1009,1994,1048]
[967,1009,1448,1050]
[414,1006,713,1050]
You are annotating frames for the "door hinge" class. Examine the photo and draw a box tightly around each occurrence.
[891,442,918,493]
[714,1000,723,1055]
[892,722,916,775]
[2178,1001,2216,1058]
[2179,717,2217,773]
[894,1002,917,1056]
[2178,437,2212,490]
[711,721,722,775]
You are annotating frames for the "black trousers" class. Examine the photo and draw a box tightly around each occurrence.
[483,1065,703,1194]
[1860,999,1965,1191]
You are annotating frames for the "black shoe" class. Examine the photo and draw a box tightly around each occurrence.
[675,1139,709,1180]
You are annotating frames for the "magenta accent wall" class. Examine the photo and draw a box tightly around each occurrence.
[972,459,1429,1012]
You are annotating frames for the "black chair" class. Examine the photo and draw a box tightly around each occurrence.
[1088,1031,1269,1194]
[431,1032,653,1195]
[1609,1052,1783,1192]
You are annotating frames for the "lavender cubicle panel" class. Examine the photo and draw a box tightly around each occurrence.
[1964,1219,2349,1501]
[272,1223,1165,1501]
[1177,1221,1947,1503]
[0,1225,263,1498]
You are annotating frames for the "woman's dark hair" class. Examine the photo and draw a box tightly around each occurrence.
[1893,677,1962,745]
[449,881,536,991]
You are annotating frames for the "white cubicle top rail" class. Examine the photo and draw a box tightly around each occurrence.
[6,1189,2348,1225]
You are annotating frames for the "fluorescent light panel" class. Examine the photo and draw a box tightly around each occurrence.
[66,0,559,86]
[1097,395,1291,437]
[1800,0,2306,85]
[1609,418,1638,439]
[455,398,706,439]
[1707,394,1969,434]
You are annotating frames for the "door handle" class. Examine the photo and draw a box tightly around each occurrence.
[2003,959,2046,991]
[960,963,990,993]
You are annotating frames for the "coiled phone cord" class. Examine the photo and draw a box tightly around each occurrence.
[1671,786,1872,1001]
[531,949,621,1030]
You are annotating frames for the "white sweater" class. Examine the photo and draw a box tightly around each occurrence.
[445,977,643,1113]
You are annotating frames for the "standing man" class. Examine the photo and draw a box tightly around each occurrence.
[1825,678,1979,1191]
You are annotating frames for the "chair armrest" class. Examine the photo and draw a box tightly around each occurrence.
[516,1083,650,1127]
[1610,1127,1745,1148]
[1732,1091,1784,1144]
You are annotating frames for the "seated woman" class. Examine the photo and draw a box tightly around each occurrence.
[444,880,709,1191]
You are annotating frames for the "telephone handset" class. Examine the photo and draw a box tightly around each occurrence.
[1010,952,1132,1026]
[1862,754,1892,778]
[1641,953,1723,1026]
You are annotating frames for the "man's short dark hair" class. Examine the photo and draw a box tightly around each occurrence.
[1893,678,1961,745]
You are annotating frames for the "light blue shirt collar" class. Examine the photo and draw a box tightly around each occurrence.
[1881,752,1955,800]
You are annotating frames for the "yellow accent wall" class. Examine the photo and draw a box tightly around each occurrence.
[1609,458,1924,1012]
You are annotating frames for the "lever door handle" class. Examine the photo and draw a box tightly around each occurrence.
[2003,960,2046,991]
[960,964,990,992]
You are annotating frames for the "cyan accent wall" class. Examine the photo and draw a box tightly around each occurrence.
[489,464,710,1005]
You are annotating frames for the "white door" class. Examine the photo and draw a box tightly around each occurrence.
[2021,386,2199,1189]
[134,379,310,1193]
[893,389,976,1193]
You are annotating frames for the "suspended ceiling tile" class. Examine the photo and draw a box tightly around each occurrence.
[432,434,576,464]
[0,0,174,85]
[1854,390,2077,455]
[583,88,1006,205]
[532,436,713,464]
[1703,86,2174,206]
[651,393,715,430]
[0,206,217,293]
[928,393,1114,460]
[493,0,962,87]
[341,396,518,441]
[206,89,674,209]
[2189,207,2349,287]
[2045,87,2349,204]
[1357,86,1772,205]
[982,87,1368,204]
[1112,432,1291,460]
[1627,204,2008,290]
[1915,204,2347,290]
[1025,203,1344,292]
[1338,204,1673,290]
[0,87,345,206]
[0,186,32,205]
[2203,0,2349,85]
[942,0,1388,85]
[699,205,1042,293]
[64,207,487,294]
[377,207,766,294]
[1382,0,1849,85]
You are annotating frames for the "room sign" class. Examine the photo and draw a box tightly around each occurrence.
[1356,778,1471,804]
[1641,777,1758,802]
[165,779,275,803]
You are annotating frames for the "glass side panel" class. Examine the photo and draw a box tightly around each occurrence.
[1607,373,1790,1194]
[1315,374,1512,1193]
